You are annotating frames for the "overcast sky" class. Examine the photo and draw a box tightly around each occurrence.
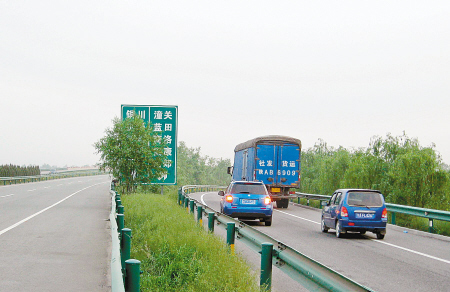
[1,1,449,167]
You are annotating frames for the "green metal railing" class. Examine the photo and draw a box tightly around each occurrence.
[293,192,450,234]
[180,185,373,292]
[0,170,104,185]
[110,183,142,292]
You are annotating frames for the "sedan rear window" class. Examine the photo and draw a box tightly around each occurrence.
[231,183,267,195]
[347,192,383,207]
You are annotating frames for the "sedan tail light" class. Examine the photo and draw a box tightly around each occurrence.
[341,206,348,217]
[225,195,233,203]
[382,208,387,219]
[264,196,271,205]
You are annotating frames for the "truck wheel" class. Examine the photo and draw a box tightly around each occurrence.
[282,198,289,208]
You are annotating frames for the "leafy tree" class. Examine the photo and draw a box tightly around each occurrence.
[94,114,168,193]
[299,133,450,211]
[176,142,231,187]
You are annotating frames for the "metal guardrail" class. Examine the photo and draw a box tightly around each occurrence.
[0,170,104,185]
[110,189,125,292]
[110,183,141,292]
[180,185,373,292]
[293,192,450,234]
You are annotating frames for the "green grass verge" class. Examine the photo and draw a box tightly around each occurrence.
[121,191,260,292]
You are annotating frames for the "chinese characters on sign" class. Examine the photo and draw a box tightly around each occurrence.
[257,159,297,176]
[121,105,178,185]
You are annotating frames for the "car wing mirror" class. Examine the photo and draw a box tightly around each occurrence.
[218,191,225,196]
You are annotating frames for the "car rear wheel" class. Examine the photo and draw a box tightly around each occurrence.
[335,221,344,238]
[376,232,385,240]
[265,217,272,226]
[321,217,329,233]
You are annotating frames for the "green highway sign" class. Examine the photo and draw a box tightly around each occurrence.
[121,105,178,185]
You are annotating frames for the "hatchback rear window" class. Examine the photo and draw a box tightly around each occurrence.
[231,183,267,195]
[347,192,383,207]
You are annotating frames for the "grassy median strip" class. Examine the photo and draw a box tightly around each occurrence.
[121,191,260,292]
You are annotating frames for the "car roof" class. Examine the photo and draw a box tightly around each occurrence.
[336,189,382,194]
[231,180,264,185]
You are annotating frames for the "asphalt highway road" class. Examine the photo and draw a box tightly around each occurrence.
[189,191,450,292]
[0,175,111,292]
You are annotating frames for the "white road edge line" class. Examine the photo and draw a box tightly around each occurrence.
[275,209,450,265]
[0,181,107,237]
[201,193,208,206]
[0,194,15,198]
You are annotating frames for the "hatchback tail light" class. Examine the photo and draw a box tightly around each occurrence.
[225,195,233,203]
[341,206,348,217]
[382,208,387,219]
[264,196,271,205]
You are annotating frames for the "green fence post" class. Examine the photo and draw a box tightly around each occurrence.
[208,212,215,233]
[116,199,122,212]
[190,200,195,214]
[121,228,132,271]
[125,259,141,292]
[227,222,236,253]
[429,219,435,233]
[307,199,310,206]
[118,205,124,215]
[184,197,189,210]
[117,214,125,240]
[391,212,396,225]
[197,206,203,224]
[260,243,273,291]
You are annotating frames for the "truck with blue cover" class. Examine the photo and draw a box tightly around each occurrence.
[228,135,302,208]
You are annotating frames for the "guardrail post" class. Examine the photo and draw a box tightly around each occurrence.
[184,196,189,210]
[260,243,273,291]
[208,212,215,233]
[429,219,435,233]
[307,199,310,206]
[121,228,132,271]
[391,212,396,225]
[117,214,125,240]
[197,206,203,224]
[118,205,124,215]
[190,200,195,214]
[227,222,235,253]
[125,259,141,292]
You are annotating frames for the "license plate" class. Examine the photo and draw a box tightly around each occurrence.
[355,213,375,219]
[271,188,281,193]
[241,199,256,205]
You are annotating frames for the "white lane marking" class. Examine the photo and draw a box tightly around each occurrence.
[44,186,51,189]
[275,209,450,265]
[371,239,450,265]
[57,184,63,186]
[0,194,14,198]
[275,209,320,225]
[27,189,36,192]
[0,181,107,237]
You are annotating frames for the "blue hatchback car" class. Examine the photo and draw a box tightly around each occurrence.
[321,189,387,239]
[218,181,273,226]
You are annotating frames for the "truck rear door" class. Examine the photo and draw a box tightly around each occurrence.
[278,143,301,187]
[255,144,277,184]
